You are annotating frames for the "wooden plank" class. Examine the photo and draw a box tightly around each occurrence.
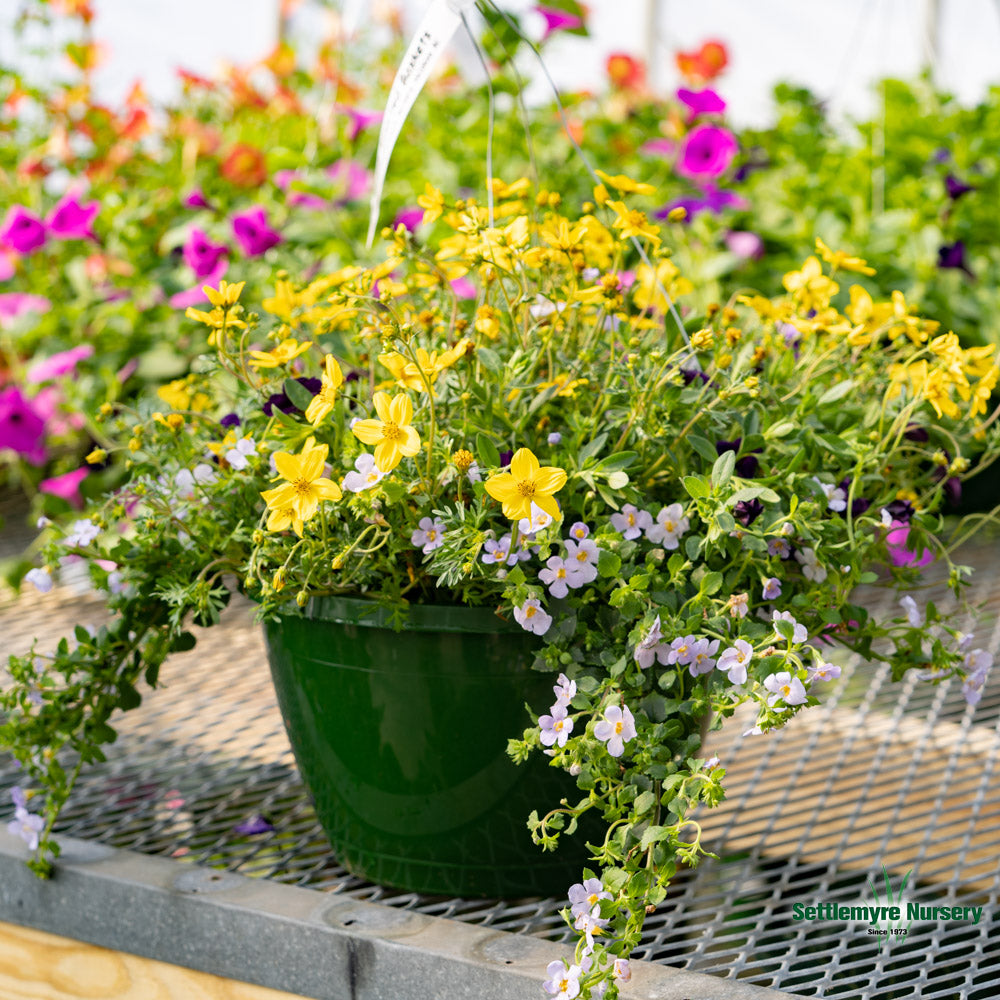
[0,920,309,1000]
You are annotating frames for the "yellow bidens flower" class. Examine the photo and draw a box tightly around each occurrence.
[351,391,421,472]
[595,169,656,195]
[203,279,245,308]
[261,438,342,537]
[418,183,445,225]
[782,257,839,312]
[605,200,661,247]
[378,340,471,394]
[484,447,567,521]
[249,338,312,369]
[305,354,344,426]
[814,238,875,276]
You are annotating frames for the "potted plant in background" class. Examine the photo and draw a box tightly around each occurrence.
[4,176,1000,999]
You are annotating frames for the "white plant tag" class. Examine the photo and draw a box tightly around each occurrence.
[366,0,476,247]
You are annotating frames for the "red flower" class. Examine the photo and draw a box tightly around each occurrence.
[606,53,645,91]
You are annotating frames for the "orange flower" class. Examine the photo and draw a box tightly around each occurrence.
[676,40,728,83]
[220,144,268,188]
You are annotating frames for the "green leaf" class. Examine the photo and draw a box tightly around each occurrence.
[381,479,408,502]
[813,431,854,458]
[117,679,141,711]
[597,549,622,578]
[685,534,702,561]
[606,470,630,490]
[476,346,503,375]
[816,379,855,407]
[476,433,501,468]
[700,571,723,596]
[633,790,656,815]
[764,421,797,440]
[594,451,637,472]
[682,475,710,500]
[712,450,736,488]
[639,824,670,850]
[687,434,719,464]
[283,377,315,412]
[729,486,780,505]
[579,432,609,465]
[170,631,197,653]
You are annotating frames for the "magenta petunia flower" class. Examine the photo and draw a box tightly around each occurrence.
[393,206,424,232]
[327,160,371,205]
[677,87,726,119]
[27,344,94,383]
[640,137,675,158]
[535,4,583,39]
[182,228,228,279]
[0,206,46,255]
[886,521,935,568]
[39,467,89,508]
[183,188,212,210]
[677,124,738,179]
[231,206,282,256]
[0,387,48,464]
[450,276,476,300]
[0,292,51,329]
[169,257,228,309]
[337,105,383,141]
[45,190,99,240]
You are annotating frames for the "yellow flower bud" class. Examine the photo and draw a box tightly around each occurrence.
[453,449,475,472]
[667,206,688,223]
[85,448,107,465]
[691,328,714,350]
[128,438,142,452]
[273,569,286,591]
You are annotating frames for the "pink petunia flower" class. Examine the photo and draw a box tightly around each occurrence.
[535,4,583,39]
[27,344,94,383]
[39,467,89,508]
[182,228,228,279]
[337,105,383,141]
[45,189,99,240]
[677,124,738,179]
[393,206,424,232]
[677,87,726,120]
[169,257,228,309]
[886,521,934,568]
[0,292,51,329]
[183,188,212,210]
[0,206,46,254]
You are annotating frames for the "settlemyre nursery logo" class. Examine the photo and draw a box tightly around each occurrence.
[791,867,986,949]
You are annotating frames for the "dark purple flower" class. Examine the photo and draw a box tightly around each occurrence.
[902,424,929,443]
[716,437,761,478]
[499,450,514,467]
[732,150,770,183]
[0,206,46,255]
[677,125,738,179]
[231,206,281,256]
[680,367,709,385]
[944,174,974,200]
[850,497,871,518]
[263,377,321,416]
[937,241,974,278]
[183,228,228,279]
[0,386,47,464]
[885,498,915,523]
[734,498,763,526]
[45,190,99,240]
[655,184,746,221]
[220,413,241,429]
[677,87,726,119]
[233,814,274,836]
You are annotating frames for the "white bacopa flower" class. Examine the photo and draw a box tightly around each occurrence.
[594,704,637,757]
[880,507,894,528]
[174,463,217,499]
[762,576,782,600]
[539,555,573,598]
[539,704,573,748]
[688,638,720,676]
[225,436,256,470]
[542,959,582,1000]
[645,502,689,549]
[410,517,445,554]
[795,546,827,583]
[900,595,924,628]
[809,660,842,683]
[553,673,576,705]
[666,634,699,666]
[764,671,808,707]
[513,598,552,636]
[64,518,100,548]
[563,537,600,585]
[518,501,556,536]
[567,521,590,541]
[343,453,388,493]
[815,477,847,512]
[466,461,482,483]
[772,610,808,644]
[717,639,753,685]
[634,614,669,668]
[610,503,652,540]
[24,568,53,593]
[767,537,791,559]
[568,878,612,919]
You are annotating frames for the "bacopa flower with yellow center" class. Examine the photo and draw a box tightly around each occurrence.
[260,438,342,536]
[485,447,567,521]
[305,354,344,426]
[248,338,312,369]
[351,391,421,471]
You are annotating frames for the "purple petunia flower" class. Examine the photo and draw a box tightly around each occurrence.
[233,814,274,836]
[655,183,746,221]
[231,206,281,256]
[734,498,764,526]
[263,377,321,416]
[677,125,738,179]
[0,206,47,254]
[220,413,241,429]
[886,521,934,568]
[336,105,383,141]
[45,190,99,240]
